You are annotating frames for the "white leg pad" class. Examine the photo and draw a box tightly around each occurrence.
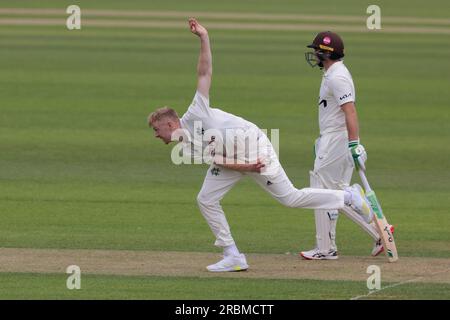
[327,210,339,251]
[310,171,335,252]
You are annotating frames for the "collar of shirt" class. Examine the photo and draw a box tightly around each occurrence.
[178,121,193,144]
[323,60,344,78]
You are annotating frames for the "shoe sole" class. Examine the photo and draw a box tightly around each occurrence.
[300,252,339,260]
[206,265,249,272]
[372,246,384,257]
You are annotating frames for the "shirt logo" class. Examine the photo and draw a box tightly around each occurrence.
[211,167,220,176]
[319,99,327,108]
[339,93,352,100]
[196,127,205,135]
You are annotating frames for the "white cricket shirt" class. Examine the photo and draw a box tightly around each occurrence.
[318,61,355,135]
[180,91,257,144]
[179,92,281,175]
[180,91,258,162]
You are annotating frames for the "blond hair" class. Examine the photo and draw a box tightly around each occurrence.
[148,107,179,127]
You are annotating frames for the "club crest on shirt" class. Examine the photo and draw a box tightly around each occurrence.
[210,167,220,176]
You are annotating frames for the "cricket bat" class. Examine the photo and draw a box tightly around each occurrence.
[358,168,399,262]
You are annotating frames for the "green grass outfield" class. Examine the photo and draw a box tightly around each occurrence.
[0,0,449,299]
[1,273,449,300]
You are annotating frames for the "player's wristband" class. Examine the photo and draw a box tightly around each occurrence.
[348,140,360,148]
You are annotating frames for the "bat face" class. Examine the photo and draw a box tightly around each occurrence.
[379,217,398,261]
[383,224,394,243]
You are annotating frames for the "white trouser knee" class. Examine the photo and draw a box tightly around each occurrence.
[197,193,235,247]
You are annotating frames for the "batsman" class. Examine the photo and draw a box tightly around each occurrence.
[301,31,393,260]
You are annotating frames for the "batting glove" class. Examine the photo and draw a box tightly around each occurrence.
[349,140,367,171]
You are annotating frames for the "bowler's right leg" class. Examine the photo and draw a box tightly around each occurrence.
[197,165,248,272]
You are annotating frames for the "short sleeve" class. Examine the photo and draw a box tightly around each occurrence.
[187,91,210,116]
[329,75,355,106]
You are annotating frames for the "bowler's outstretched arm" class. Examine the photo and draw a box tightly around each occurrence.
[189,18,212,98]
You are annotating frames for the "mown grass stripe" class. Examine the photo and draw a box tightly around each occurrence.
[1,8,449,26]
[1,18,450,34]
[3,271,448,300]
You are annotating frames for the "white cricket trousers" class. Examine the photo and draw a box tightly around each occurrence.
[196,133,345,248]
[311,130,379,252]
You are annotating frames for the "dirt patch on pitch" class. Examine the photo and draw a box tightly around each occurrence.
[0,248,448,284]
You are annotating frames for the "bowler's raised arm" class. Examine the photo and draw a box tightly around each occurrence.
[189,18,212,98]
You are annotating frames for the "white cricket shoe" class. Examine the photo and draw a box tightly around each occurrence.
[206,254,249,272]
[371,225,395,256]
[346,184,373,223]
[300,248,339,260]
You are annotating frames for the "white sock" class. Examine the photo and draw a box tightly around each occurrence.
[224,244,240,257]
[344,190,352,206]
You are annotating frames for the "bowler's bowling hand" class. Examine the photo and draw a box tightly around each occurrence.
[189,18,208,37]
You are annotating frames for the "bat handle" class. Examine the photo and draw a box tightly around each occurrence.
[358,168,373,193]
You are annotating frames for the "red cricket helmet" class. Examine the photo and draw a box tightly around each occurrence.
[305,31,345,68]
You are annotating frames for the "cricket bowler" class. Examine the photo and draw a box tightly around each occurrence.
[148,19,373,272]
[301,31,393,260]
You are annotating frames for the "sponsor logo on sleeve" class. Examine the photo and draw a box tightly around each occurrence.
[339,93,352,100]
